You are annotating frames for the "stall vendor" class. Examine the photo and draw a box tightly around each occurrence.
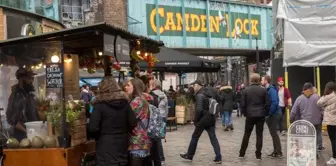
[6,68,38,141]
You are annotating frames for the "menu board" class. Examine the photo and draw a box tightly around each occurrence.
[46,63,64,88]
[287,120,316,166]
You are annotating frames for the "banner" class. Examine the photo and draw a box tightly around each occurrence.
[277,0,336,67]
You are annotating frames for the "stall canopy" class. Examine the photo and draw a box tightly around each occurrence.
[0,22,164,67]
[120,47,219,73]
[277,0,336,67]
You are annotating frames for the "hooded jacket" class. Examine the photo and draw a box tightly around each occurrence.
[88,99,137,166]
[266,85,280,115]
[317,92,336,126]
[290,90,322,125]
[151,89,169,118]
[219,86,235,112]
[241,83,270,118]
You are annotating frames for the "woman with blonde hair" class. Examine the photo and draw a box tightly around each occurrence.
[124,78,152,166]
[88,76,137,166]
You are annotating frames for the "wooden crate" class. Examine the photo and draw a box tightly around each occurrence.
[70,117,87,147]
[175,105,186,124]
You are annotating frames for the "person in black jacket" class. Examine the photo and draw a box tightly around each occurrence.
[235,85,243,117]
[180,80,222,164]
[239,73,270,160]
[219,84,235,131]
[88,76,137,166]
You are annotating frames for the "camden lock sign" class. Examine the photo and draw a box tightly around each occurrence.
[146,4,261,39]
[287,120,316,166]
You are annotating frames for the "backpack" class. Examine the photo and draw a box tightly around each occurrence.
[147,104,165,139]
[208,98,219,115]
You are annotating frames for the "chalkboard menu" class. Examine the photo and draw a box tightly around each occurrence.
[46,63,64,88]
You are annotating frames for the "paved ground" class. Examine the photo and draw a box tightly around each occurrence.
[162,115,331,166]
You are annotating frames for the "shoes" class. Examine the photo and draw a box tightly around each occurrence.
[256,156,262,160]
[229,125,234,131]
[267,152,283,159]
[280,131,287,136]
[180,154,193,161]
[318,147,325,152]
[327,158,336,165]
[212,159,222,164]
[161,161,165,165]
[224,127,230,131]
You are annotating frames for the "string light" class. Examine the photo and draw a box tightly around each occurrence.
[23,65,26,68]
[136,51,141,55]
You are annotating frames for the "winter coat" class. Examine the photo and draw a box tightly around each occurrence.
[235,91,242,102]
[266,85,280,115]
[128,97,151,152]
[317,92,336,126]
[194,88,216,127]
[290,90,322,125]
[80,89,92,103]
[6,85,38,141]
[151,89,169,118]
[241,83,270,118]
[88,99,137,166]
[219,86,235,112]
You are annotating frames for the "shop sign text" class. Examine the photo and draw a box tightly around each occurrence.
[146,4,261,39]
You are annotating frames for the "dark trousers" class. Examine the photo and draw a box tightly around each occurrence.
[267,113,282,154]
[239,117,265,157]
[187,126,222,160]
[327,125,336,158]
[278,106,286,132]
[150,139,161,166]
[128,156,151,166]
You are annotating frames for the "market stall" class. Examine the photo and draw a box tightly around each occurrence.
[0,22,163,166]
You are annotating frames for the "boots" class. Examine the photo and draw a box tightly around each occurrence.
[229,124,234,131]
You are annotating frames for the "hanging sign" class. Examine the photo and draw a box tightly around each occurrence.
[46,63,64,88]
[103,34,130,60]
[287,120,316,166]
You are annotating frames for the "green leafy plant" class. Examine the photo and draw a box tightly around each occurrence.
[176,95,188,106]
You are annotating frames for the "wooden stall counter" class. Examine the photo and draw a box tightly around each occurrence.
[4,141,95,166]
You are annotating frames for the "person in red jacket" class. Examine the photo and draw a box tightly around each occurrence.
[277,77,292,136]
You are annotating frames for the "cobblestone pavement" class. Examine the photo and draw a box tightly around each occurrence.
[162,115,329,166]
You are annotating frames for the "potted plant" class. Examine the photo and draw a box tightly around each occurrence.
[175,95,188,124]
[35,98,51,121]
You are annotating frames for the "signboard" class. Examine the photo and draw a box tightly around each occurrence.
[103,34,130,60]
[46,63,64,88]
[287,120,316,166]
[146,4,261,39]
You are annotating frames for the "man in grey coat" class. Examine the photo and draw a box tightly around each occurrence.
[290,82,323,154]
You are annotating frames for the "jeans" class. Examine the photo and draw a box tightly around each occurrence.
[187,126,222,160]
[278,106,286,132]
[222,111,232,126]
[159,117,167,161]
[266,113,282,154]
[314,125,323,149]
[239,117,265,157]
[236,102,241,116]
[150,139,161,166]
[327,125,336,158]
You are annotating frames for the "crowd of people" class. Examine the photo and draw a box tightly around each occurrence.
[81,72,336,166]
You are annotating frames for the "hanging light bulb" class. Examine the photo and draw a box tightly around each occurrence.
[38,63,43,67]
[98,52,103,56]
[51,55,60,63]
[23,65,26,68]
[136,51,141,55]
[0,64,3,67]
[64,54,72,63]
[43,65,46,69]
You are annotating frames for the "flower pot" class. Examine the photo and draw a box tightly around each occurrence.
[38,111,46,121]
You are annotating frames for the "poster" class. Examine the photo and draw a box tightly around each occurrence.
[287,120,316,166]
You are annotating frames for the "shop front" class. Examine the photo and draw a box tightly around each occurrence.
[0,22,163,166]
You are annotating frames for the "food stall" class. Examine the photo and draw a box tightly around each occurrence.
[0,22,163,166]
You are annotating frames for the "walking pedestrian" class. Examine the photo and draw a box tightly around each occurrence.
[180,80,222,164]
[219,83,235,131]
[235,85,242,117]
[88,76,137,166]
[151,80,169,165]
[261,75,283,158]
[317,82,336,164]
[290,82,323,157]
[124,78,152,166]
[239,73,270,160]
[277,77,292,136]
